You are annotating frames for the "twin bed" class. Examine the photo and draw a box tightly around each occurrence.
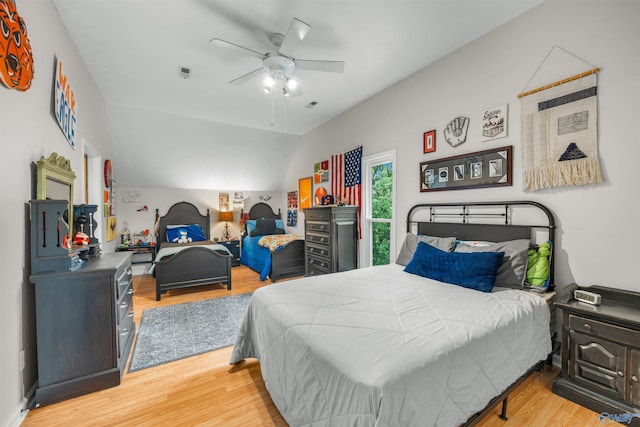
[230,201,557,427]
[152,201,305,301]
[240,202,305,282]
[153,202,232,301]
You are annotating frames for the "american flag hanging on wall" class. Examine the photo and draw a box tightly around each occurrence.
[331,145,362,238]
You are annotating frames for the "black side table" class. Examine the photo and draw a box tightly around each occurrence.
[116,244,157,264]
[216,240,241,267]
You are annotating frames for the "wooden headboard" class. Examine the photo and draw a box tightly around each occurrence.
[155,202,210,244]
[407,200,556,283]
[239,202,281,235]
[246,202,281,220]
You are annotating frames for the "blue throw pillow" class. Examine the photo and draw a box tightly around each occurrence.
[404,242,504,292]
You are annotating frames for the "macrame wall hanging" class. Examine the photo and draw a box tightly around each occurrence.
[518,46,603,191]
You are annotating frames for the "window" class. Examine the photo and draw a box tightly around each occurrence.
[361,150,396,267]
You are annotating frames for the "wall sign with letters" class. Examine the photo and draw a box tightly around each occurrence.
[54,56,77,149]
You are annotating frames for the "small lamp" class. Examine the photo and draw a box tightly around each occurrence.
[219,211,233,241]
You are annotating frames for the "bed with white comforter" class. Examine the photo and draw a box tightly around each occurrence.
[230,263,551,427]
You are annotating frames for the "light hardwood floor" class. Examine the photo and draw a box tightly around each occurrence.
[22,267,619,427]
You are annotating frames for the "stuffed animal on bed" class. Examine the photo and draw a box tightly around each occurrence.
[526,240,552,287]
[174,230,192,244]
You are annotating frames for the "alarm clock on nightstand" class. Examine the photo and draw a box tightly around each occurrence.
[573,289,602,305]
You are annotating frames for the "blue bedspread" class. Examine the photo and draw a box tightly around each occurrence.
[240,236,272,281]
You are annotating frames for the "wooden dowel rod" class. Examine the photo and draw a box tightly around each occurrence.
[517,67,600,99]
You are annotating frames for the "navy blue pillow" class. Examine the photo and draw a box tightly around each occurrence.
[404,242,505,292]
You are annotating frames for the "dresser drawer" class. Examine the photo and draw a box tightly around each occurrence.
[307,232,330,245]
[118,313,134,359]
[305,208,332,220]
[116,266,133,299]
[307,255,331,273]
[117,286,134,325]
[569,314,640,346]
[306,221,330,233]
[306,242,330,259]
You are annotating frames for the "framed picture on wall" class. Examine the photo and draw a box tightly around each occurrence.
[423,130,436,153]
[298,177,312,209]
[420,146,512,192]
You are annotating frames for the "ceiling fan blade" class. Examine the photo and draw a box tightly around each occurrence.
[278,18,311,57]
[210,38,266,60]
[294,59,345,73]
[229,67,267,85]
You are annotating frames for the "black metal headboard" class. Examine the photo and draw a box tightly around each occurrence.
[155,202,211,244]
[407,201,556,283]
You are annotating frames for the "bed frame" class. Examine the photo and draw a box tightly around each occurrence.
[407,200,556,425]
[154,202,231,301]
[242,202,305,282]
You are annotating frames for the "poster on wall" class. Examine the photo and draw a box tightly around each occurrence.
[314,160,329,183]
[232,192,244,210]
[481,104,508,141]
[219,192,229,211]
[54,56,78,149]
[107,217,116,241]
[287,191,298,209]
[287,209,298,226]
[298,177,312,210]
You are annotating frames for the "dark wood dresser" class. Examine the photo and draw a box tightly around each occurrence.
[553,284,640,425]
[30,252,134,406]
[303,206,358,276]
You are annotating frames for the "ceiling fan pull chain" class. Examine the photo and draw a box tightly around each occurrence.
[270,87,275,126]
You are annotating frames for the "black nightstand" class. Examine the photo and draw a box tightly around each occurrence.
[553,284,640,425]
[217,240,241,267]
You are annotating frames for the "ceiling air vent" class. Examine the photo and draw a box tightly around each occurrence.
[305,101,318,109]
[178,66,191,79]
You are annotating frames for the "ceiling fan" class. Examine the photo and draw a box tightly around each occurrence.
[210,17,345,97]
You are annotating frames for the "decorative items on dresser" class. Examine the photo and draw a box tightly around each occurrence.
[553,284,640,426]
[303,206,358,276]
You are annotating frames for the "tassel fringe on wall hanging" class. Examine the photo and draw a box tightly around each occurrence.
[518,47,603,191]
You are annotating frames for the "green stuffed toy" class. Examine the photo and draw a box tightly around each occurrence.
[526,240,552,287]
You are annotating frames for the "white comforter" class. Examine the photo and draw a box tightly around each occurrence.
[230,264,551,427]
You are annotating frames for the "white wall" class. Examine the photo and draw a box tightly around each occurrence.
[0,1,112,425]
[285,0,640,293]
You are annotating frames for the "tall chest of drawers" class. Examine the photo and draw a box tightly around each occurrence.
[304,206,358,276]
[30,252,134,406]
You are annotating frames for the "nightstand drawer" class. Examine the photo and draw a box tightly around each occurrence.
[569,314,640,346]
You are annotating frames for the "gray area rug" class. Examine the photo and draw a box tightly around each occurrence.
[129,293,252,372]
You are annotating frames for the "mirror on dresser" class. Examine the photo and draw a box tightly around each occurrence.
[30,153,77,274]
[35,152,75,236]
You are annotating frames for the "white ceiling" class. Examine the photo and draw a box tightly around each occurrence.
[53,0,544,135]
[52,0,543,188]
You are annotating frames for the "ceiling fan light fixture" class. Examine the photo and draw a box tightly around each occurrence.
[286,78,297,90]
[264,75,275,87]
